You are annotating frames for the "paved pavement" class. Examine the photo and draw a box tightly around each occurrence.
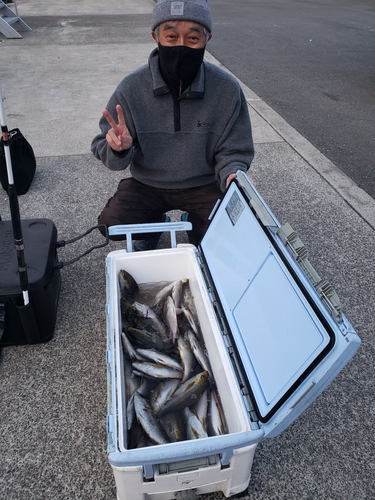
[0,1,374,499]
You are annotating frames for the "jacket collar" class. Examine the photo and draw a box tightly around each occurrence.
[149,48,205,100]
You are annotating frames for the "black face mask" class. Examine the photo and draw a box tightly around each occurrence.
[158,43,205,84]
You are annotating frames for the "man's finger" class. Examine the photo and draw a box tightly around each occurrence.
[103,109,118,130]
[226,173,236,188]
[116,105,127,129]
[107,128,122,147]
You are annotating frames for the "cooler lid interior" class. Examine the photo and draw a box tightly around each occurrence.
[200,180,334,422]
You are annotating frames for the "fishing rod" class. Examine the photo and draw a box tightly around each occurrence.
[0,82,30,306]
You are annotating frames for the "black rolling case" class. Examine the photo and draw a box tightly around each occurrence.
[0,82,61,347]
[0,218,61,346]
[0,84,108,347]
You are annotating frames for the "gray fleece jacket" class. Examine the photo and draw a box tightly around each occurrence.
[91,49,254,192]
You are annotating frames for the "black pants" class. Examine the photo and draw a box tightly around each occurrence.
[98,178,223,242]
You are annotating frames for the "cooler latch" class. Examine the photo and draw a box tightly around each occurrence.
[277,223,343,323]
[158,455,217,475]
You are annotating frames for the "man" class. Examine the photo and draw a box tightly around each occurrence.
[91,0,254,250]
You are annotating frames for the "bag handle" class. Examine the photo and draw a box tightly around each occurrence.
[54,224,109,269]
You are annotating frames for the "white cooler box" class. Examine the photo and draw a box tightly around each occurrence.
[105,171,361,500]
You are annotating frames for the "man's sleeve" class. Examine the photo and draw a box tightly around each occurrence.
[91,88,134,171]
[214,87,254,192]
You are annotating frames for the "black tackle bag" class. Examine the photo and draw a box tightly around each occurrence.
[0,128,36,195]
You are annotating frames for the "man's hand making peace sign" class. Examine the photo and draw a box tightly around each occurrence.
[103,104,133,152]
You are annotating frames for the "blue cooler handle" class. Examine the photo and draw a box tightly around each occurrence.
[108,222,192,252]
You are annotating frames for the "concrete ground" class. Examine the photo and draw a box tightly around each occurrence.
[0,1,374,499]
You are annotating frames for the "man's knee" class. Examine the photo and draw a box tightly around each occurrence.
[97,212,125,241]
[97,221,108,238]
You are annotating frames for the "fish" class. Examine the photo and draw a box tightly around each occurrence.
[124,359,141,399]
[128,420,149,449]
[181,285,195,313]
[121,296,159,334]
[137,348,183,372]
[137,376,152,397]
[150,379,180,414]
[151,280,181,308]
[127,327,168,351]
[133,369,155,380]
[131,301,167,337]
[134,391,169,445]
[127,392,136,430]
[207,389,227,436]
[183,406,208,440]
[181,306,200,336]
[121,332,145,361]
[187,330,214,382]
[160,412,186,442]
[132,361,183,380]
[177,334,194,383]
[158,371,209,416]
[171,280,187,309]
[121,297,138,326]
[163,296,179,344]
[192,388,208,428]
[119,269,139,302]
[119,275,224,448]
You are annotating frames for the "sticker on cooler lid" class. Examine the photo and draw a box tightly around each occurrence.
[225,191,245,226]
[171,2,184,15]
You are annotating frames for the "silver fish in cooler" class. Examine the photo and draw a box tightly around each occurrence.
[136,348,183,372]
[121,332,144,361]
[181,305,200,336]
[187,329,214,382]
[118,269,139,303]
[163,295,179,344]
[152,279,188,308]
[127,392,136,431]
[137,376,152,397]
[128,420,148,449]
[177,333,194,383]
[132,361,183,380]
[127,326,168,351]
[131,301,168,338]
[160,412,186,442]
[133,391,169,445]
[150,379,180,414]
[158,371,210,416]
[183,406,208,440]
[124,359,141,398]
[171,279,187,309]
[119,272,226,448]
[208,388,228,436]
[192,388,208,428]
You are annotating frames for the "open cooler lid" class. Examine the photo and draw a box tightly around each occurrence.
[200,171,360,437]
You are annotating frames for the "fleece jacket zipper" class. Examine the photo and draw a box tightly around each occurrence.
[172,80,183,132]
[173,95,181,132]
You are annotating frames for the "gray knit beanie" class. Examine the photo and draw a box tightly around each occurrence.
[152,0,212,33]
